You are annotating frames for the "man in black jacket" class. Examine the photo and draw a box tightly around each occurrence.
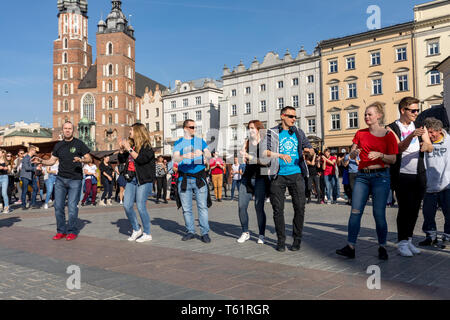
[263,106,314,252]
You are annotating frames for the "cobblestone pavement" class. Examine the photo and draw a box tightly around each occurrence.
[0,196,449,300]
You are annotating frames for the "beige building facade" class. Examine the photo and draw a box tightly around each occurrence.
[414,0,450,110]
[140,85,164,155]
[317,22,416,152]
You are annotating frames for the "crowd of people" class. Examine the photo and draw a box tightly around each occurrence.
[1,96,448,259]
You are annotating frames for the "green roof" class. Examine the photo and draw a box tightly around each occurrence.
[4,128,52,138]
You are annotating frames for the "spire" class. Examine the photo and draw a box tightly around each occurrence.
[57,0,88,17]
[100,0,134,38]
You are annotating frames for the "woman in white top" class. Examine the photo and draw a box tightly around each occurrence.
[81,159,98,206]
[44,160,59,209]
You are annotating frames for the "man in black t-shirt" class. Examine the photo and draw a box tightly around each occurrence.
[33,122,91,241]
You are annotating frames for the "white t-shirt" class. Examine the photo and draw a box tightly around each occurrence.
[232,164,241,180]
[83,164,97,179]
[396,120,420,175]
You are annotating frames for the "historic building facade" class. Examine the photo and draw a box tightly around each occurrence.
[413,0,450,110]
[141,85,164,155]
[219,48,323,156]
[52,0,165,151]
[162,79,222,155]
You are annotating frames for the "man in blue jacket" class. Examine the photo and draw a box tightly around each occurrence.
[20,145,38,210]
[264,106,314,252]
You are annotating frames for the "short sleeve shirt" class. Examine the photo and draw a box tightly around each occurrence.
[83,164,97,180]
[278,130,301,176]
[210,157,224,175]
[52,138,90,180]
[173,136,208,175]
[344,154,360,174]
[352,129,398,170]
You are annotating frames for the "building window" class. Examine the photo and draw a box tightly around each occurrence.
[307,75,314,83]
[292,95,299,107]
[396,47,407,61]
[330,85,339,101]
[108,97,113,109]
[171,129,176,139]
[348,83,357,98]
[370,52,381,66]
[108,114,113,125]
[195,96,202,105]
[183,112,189,121]
[260,100,266,112]
[308,93,315,105]
[231,89,237,96]
[428,41,440,56]
[171,101,176,109]
[128,45,132,58]
[82,94,95,121]
[107,42,113,55]
[346,56,355,70]
[277,81,284,89]
[292,78,299,86]
[108,64,113,76]
[63,38,68,49]
[64,84,69,95]
[372,78,382,95]
[348,111,358,129]
[171,114,177,124]
[145,110,149,119]
[329,60,338,73]
[277,97,284,110]
[183,98,188,107]
[196,111,202,121]
[397,75,409,91]
[245,87,251,94]
[63,52,68,64]
[156,108,160,117]
[108,80,113,92]
[308,118,316,133]
[231,104,237,116]
[64,100,69,112]
[231,126,237,140]
[245,103,251,114]
[331,113,341,130]
[430,70,441,85]
[156,122,160,131]
[260,84,266,91]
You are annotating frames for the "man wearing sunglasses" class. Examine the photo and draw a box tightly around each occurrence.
[264,106,314,252]
[387,97,433,257]
[173,119,212,243]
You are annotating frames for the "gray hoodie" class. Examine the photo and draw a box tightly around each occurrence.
[425,131,450,193]
[19,154,35,181]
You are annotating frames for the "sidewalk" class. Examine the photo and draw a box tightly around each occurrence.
[0,199,449,300]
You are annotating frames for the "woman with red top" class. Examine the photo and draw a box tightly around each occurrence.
[322,148,337,204]
[336,102,398,260]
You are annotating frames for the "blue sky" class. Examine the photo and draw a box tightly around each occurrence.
[0,0,424,127]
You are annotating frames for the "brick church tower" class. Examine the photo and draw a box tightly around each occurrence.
[53,0,93,140]
[93,0,137,151]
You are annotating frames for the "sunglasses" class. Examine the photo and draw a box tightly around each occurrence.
[186,126,196,130]
[405,108,419,114]
[283,114,297,119]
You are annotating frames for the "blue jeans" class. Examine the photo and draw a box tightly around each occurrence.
[123,178,152,235]
[347,169,390,246]
[238,177,267,235]
[45,175,57,204]
[178,177,209,236]
[324,175,337,202]
[231,179,241,200]
[21,177,38,207]
[54,176,82,235]
[0,175,9,208]
[422,189,450,236]
[79,177,85,202]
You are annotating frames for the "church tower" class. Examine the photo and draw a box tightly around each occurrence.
[53,0,93,140]
[95,0,137,150]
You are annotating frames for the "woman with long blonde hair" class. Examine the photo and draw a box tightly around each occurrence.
[118,123,156,243]
[0,149,11,213]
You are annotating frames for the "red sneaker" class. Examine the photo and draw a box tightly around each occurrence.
[53,233,67,240]
[66,234,78,241]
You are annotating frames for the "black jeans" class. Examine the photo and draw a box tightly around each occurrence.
[270,173,306,244]
[156,176,167,201]
[396,173,426,241]
[101,178,113,201]
[348,172,358,201]
[307,175,321,203]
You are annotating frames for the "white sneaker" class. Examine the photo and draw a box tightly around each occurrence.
[44,204,49,210]
[107,199,112,206]
[398,240,414,257]
[257,235,265,244]
[128,229,143,241]
[408,238,421,255]
[120,201,123,205]
[265,198,270,203]
[136,233,152,243]
[2,207,9,214]
[49,199,53,204]
[237,232,250,243]
[99,201,106,206]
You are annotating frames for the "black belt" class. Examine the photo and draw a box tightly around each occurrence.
[359,167,388,174]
